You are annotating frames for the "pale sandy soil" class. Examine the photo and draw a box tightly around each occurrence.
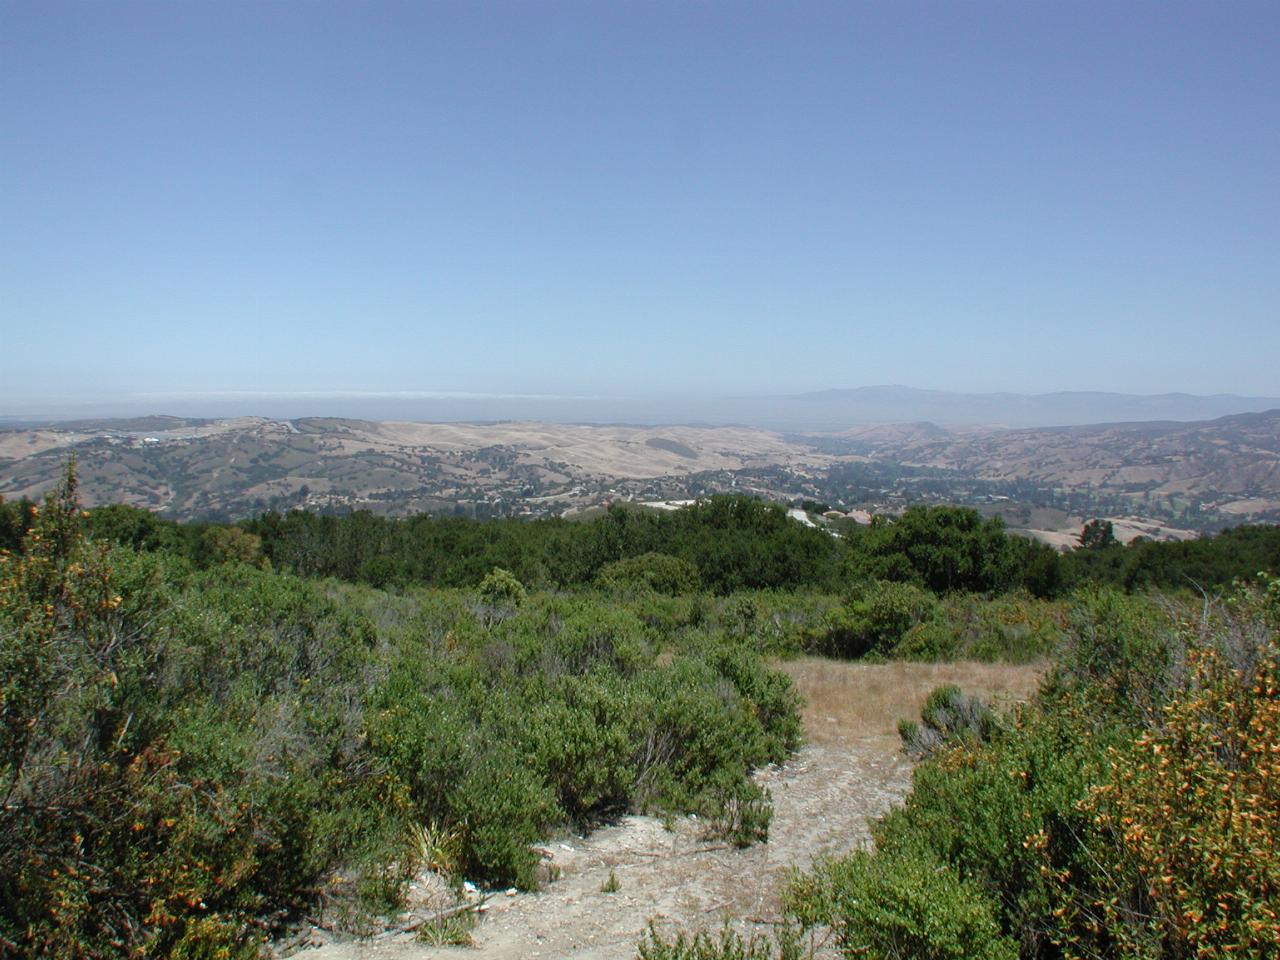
[1021,515,1199,551]
[1107,517,1199,544]
[1019,528,1083,552]
[1219,498,1280,516]
[291,660,1041,960]
[0,429,93,459]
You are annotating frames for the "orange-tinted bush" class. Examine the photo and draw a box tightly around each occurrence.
[1074,581,1280,959]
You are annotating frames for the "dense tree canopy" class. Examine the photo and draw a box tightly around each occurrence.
[66,497,1280,600]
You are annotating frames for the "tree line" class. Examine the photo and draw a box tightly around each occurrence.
[4,494,1276,598]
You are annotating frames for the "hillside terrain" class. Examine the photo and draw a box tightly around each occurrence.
[1,409,1277,531]
[824,409,1280,523]
[0,417,828,519]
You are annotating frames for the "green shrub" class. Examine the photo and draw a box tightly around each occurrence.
[637,922,809,960]
[450,749,558,889]
[199,525,262,566]
[897,685,1000,759]
[820,580,939,658]
[1043,588,1181,725]
[597,552,701,595]
[723,593,762,638]
[632,656,791,814]
[786,585,1252,960]
[1060,580,1280,960]
[787,848,1017,960]
[844,506,1024,594]
[523,673,635,821]
[368,594,800,889]
[416,909,477,946]
[477,566,527,609]
[523,594,651,675]
[896,592,1063,663]
[1,469,405,954]
[705,777,773,847]
[3,469,808,949]
[881,706,1122,954]
[709,644,804,759]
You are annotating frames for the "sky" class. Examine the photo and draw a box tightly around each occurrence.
[2,0,1278,414]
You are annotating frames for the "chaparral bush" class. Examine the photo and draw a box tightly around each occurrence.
[786,582,1280,959]
[1,467,804,956]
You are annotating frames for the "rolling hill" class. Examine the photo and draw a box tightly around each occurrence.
[2,409,1277,527]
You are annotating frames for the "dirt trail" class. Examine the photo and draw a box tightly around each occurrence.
[297,660,1039,960]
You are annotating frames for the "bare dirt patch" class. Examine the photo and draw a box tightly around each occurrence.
[776,657,1043,744]
[291,660,1041,960]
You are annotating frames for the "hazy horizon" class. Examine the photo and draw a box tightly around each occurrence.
[5,383,1279,431]
[3,3,1278,402]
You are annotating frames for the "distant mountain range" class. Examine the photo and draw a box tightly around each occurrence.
[3,386,1278,430]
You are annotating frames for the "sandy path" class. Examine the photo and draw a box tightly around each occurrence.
[293,660,1040,960]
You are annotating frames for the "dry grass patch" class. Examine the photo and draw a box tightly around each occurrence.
[776,657,1043,744]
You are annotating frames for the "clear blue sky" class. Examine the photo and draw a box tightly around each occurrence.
[2,0,1278,409]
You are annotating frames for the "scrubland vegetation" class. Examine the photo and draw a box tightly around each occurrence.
[779,583,1280,960]
[1,466,1276,957]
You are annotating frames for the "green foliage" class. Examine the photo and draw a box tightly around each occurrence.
[450,749,558,889]
[19,460,1279,958]
[2,469,807,954]
[84,502,179,552]
[0,494,38,552]
[722,593,762,639]
[242,494,845,594]
[819,580,939,658]
[524,674,635,820]
[80,490,1280,601]
[897,685,1000,759]
[0,465,272,956]
[637,922,810,960]
[198,524,262,565]
[868,592,1187,951]
[713,590,839,657]
[785,698,1121,959]
[416,909,476,946]
[1043,588,1179,726]
[601,869,621,893]
[477,565,527,608]
[1077,518,1118,550]
[895,591,1063,663]
[598,551,701,595]
[787,847,1018,960]
[363,589,801,887]
[705,778,773,848]
[1059,580,1280,960]
[846,506,1026,594]
[1062,522,1280,593]
[787,579,1280,960]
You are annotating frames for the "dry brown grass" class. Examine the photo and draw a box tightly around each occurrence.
[776,657,1044,744]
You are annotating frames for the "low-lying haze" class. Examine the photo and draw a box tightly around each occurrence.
[4,386,1278,431]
